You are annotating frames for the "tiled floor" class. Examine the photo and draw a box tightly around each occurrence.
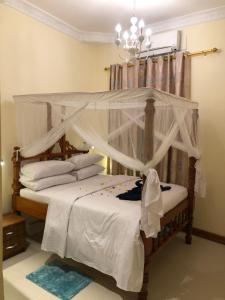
[3,235,225,300]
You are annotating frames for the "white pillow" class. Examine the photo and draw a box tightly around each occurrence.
[20,174,76,191]
[67,154,103,170]
[21,160,75,180]
[71,164,104,181]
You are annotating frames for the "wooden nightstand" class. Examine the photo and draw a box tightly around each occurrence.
[3,213,26,260]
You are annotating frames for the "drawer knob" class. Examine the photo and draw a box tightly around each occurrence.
[6,231,14,236]
[6,244,17,250]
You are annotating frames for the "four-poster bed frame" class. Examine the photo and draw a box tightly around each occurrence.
[11,99,197,300]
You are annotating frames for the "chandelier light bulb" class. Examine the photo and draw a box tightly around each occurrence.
[123,31,129,40]
[130,16,138,25]
[131,33,137,40]
[115,23,122,33]
[138,19,145,29]
[130,25,137,34]
[146,28,152,36]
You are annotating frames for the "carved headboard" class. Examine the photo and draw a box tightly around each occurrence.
[11,135,88,209]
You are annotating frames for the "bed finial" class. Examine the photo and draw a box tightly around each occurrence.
[15,148,20,161]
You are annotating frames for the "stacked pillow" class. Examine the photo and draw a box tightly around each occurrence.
[20,154,105,191]
[20,160,76,191]
[67,153,104,181]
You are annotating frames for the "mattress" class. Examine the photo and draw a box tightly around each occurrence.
[20,175,187,214]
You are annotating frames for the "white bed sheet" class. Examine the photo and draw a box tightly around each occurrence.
[20,177,187,215]
[19,175,187,292]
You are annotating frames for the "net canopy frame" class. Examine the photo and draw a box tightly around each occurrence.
[13,87,203,238]
[14,87,200,162]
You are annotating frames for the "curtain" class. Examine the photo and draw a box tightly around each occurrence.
[109,62,141,175]
[109,52,191,186]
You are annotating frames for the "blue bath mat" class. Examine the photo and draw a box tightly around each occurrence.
[26,259,92,300]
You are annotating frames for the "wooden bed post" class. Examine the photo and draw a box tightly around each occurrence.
[139,98,155,300]
[47,102,52,131]
[12,146,22,213]
[185,156,197,244]
[144,98,155,163]
[139,232,153,300]
[185,108,198,245]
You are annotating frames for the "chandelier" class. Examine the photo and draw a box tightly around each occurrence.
[115,0,152,62]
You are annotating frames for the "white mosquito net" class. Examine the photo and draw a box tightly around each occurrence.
[14,87,203,238]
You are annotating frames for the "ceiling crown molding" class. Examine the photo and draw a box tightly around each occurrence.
[2,0,225,43]
[150,5,225,33]
[2,0,115,43]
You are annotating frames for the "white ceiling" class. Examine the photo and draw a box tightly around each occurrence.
[24,0,225,33]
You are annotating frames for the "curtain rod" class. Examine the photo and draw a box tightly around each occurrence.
[104,47,219,71]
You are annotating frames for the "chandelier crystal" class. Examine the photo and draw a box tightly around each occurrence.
[115,1,152,62]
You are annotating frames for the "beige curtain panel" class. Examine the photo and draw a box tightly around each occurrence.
[109,52,191,188]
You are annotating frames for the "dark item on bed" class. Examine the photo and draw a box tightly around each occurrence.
[3,213,26,260]
[11,101,198,300]
[116,180,171,201]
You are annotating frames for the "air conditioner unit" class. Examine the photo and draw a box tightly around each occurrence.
[138,30,181,59]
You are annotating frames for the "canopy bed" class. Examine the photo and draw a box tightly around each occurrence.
[12,88,201,300]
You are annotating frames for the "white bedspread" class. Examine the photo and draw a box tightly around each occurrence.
[41,175,144,292]
[21,175,187,292]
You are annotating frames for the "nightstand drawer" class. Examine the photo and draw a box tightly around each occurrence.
[3,222,25,241]
[3,235,26,260]
[3,213,27,260]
